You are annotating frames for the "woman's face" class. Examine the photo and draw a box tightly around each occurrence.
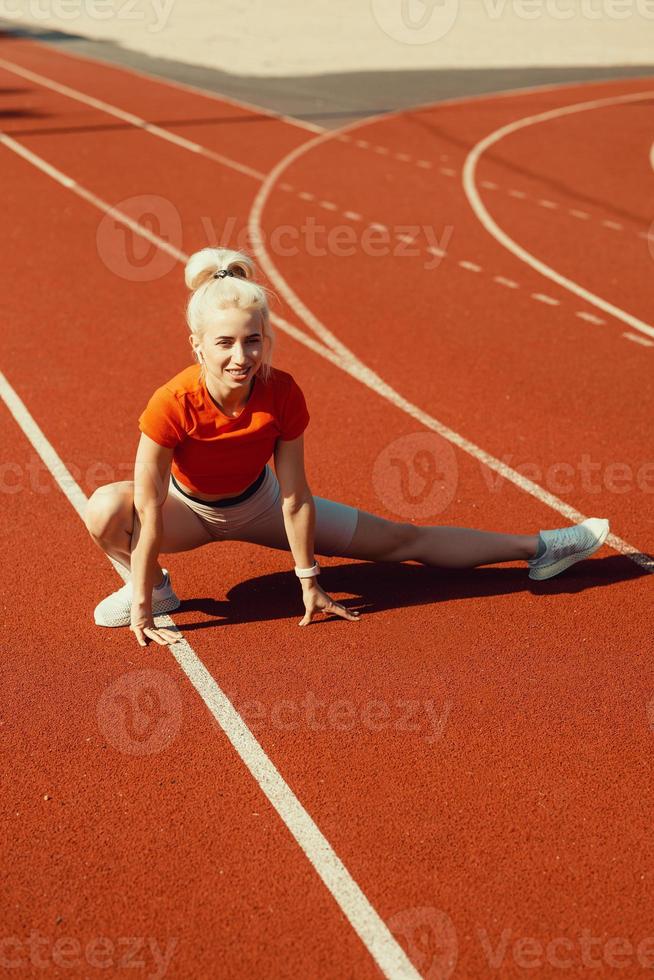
[191,307,265,389]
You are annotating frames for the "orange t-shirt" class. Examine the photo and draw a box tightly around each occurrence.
[138,364,310,495]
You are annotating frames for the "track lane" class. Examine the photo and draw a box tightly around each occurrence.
[0,396,385,980]
[3,48,654,978]
[0,35,311,168]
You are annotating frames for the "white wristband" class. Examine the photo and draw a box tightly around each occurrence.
[294,562,320,579]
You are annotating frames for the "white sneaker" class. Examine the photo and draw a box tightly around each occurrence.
[527,518,609,581]
[94,569,181,627]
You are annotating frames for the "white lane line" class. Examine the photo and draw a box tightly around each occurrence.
[396,233,416,244]
[0,137,421,980]
[602,219,623,230]
[493,276,519,289]
[569,209,591,220]
[538,199,559,209]
[458,260,482,272]
[417,160,432,168]
[355,139,370,149]
[343,210,363,221]
[369,222,388,232]
[0,375,420,980]
[374,145,390,155]
[508,189,527,199]
[440,167,456,177]
[623,332,654,347]
[576,311,606,325]
[463,90,654,341]
[531,293,560,306]
[299,191,316,202]
[319,200,338,211]
[0,52,322,135]
[480,180,498,190]
[427,246,447,258]
[246,127,652,575]
[395,152,411,162]
[0,56,266,182]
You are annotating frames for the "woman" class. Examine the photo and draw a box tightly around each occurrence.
[84,248,609,648]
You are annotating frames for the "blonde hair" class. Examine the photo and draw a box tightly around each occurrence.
[185,247,274,382]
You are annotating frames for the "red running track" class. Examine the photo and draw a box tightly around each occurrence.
[1,34,653,980]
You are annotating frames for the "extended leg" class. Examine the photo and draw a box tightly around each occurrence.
[340,510,539,567]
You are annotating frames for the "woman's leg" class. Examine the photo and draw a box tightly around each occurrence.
[84,480,215,578]
[339,510,540,568]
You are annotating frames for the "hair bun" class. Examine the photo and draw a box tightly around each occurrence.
[184,248,255,291]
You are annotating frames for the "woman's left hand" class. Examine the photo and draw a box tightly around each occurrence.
[299,582,360,627]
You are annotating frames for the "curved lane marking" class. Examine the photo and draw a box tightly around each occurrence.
[462,91,654,340]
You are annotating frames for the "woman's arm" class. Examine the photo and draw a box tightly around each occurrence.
[274,435,359,626]
[130,434,177,646]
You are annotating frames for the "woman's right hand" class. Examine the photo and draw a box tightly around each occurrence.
[130,601,183,647]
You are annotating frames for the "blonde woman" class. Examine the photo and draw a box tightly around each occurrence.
[84,248,609,647]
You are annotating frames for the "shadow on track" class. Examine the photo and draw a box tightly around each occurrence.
[173,554,646,632]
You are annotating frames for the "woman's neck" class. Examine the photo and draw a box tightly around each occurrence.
[204,372,254,416]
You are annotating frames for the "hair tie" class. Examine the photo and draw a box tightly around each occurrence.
[213,268,235,280]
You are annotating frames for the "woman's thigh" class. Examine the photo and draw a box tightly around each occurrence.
[232,491,360,558]
[108,481,215,553]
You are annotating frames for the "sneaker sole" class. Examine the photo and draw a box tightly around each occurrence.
[94,594,181,628]
[528,522,609,581]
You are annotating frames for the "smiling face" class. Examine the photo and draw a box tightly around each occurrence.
[190,307,265,397]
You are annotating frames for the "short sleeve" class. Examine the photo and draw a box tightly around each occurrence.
[279,376,310,441]
[138,386,186,448]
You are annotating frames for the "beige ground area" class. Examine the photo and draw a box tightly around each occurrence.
[2,0,653,75]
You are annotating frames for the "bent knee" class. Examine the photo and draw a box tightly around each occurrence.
[84,481,133,537]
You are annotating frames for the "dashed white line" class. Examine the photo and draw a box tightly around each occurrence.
[623,332,654,347]
[440,167,456,177]
[480,180,498,190]
[355,139,370,149]
[508,189,527,199]
[369,222,389,232]
[299,191,315,202]
[396,233,416,244]
[459,260,482,272]
[537,199,559,209]
[427,246,447,257]
[395,152,411,162]
[374,145,390,155]
[319,200,338,211]
[417,160,432,169]
[493,276,519,289]
[576,311,606,325]
[531,293,560,306]
[569,209,591,220]
[602,219,623,230]
[343,210,363,221]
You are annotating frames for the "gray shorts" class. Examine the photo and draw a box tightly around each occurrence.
[167,465,360,557]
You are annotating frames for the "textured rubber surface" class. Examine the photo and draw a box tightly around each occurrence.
[1,35,652,980]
